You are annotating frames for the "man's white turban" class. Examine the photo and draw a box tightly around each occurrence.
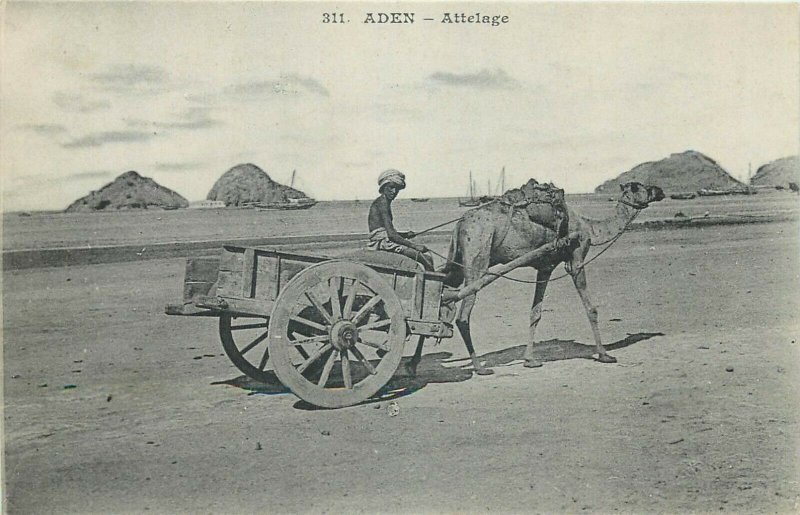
[378,169,406,191]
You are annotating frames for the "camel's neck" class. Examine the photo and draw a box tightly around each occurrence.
[572,201,638,244]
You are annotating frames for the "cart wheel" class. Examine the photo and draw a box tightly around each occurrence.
[219,314,272,383]
[269,261,406,408]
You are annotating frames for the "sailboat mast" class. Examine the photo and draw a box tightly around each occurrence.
[469,171,474,198]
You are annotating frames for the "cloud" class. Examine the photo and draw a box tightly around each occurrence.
[426,68,520,90]
[20,123,68,135]
[88,64,169,94]
[154,162,200,172]
[183,91,219,105]
[62,130,154,148]
[185,75,329,108]
[68,170,114,180]
[52,92,111,113]
[227,80,286,97]
[226,74,329,98]
[284,74,330,97]
[153,108,221,130]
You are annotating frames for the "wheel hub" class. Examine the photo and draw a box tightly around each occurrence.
[330,320,358,350]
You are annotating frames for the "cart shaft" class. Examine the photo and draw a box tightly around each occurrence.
[445,231,580,302]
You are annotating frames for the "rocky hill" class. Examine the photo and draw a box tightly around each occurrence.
[750,156,800,187]
[594,151,744,194]
[206,164,308,206]
[65,171,188,212]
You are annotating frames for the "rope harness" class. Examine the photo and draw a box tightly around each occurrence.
[418,198,645,286]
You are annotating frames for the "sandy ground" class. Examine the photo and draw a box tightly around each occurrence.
[3,220,800,513]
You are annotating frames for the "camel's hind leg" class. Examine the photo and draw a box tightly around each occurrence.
[571,267,616,363]
[455,252,494,375]
[523,268,553,368]
[456,294,494,375]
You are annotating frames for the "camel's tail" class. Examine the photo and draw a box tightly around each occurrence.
[441,220,465,288]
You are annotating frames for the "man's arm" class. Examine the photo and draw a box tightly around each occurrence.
[377,200,424,251]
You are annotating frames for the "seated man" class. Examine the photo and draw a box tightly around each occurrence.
[367,169,434,270]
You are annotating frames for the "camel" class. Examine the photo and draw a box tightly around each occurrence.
[407,180,664,376]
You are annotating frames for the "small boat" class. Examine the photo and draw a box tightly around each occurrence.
[256,170,317,210]
[411,198,430,202]
[669,193,696,200]
[697,187,757,197]
[459,171,481,207]
[696,188,729,197]
[729,187,758,195]
[256,197,317,210]
[475,167,506,205]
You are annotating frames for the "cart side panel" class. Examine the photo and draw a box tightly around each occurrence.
[216,246,244,298]
[275,254,327,299]
[182,256,220,302]
[361,267,447,322]
[421,274,445,321]
[389,271,415,315]
[217,246,329,302]
[254,253,280,301]
[251,251,328,300]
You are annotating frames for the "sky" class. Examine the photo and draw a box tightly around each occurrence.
[2,2,798,211]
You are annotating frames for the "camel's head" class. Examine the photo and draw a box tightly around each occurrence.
[619,182,665,209]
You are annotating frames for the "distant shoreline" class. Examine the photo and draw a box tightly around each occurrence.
[3,212,796,271]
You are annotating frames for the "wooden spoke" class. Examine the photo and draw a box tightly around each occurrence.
[318,350,338,387]
[357,318,392,331]
[239,331,269,355]
[230,321,269,331]
[289,315,327,333]
[342,279,357,320]
[289,334,330,346]
[349,346,376,375]
[341,350,353,389]
[297,343,333,373]
[329,277,342,319]
[268,261,407,408]
[305,291,333,325]
[350,294,383,325]
[356,337,389,353]
[257,346,270,371]
[219,314,274,384]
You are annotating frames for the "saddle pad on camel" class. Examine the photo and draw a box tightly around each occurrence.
[500,178,569,235]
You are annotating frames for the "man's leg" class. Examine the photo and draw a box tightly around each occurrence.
[398,246,434,270]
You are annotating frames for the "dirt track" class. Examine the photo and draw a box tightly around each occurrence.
[4,220,800,513]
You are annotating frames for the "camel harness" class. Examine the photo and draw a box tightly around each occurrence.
[417,197,646,286]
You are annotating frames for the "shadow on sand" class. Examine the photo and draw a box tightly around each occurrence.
[212,332,663,410]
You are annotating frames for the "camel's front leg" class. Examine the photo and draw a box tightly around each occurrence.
[523,268,553,368]
[571,267,616,363]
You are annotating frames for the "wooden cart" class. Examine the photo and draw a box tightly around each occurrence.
[166,245,455,408]
[166,234,577,408]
